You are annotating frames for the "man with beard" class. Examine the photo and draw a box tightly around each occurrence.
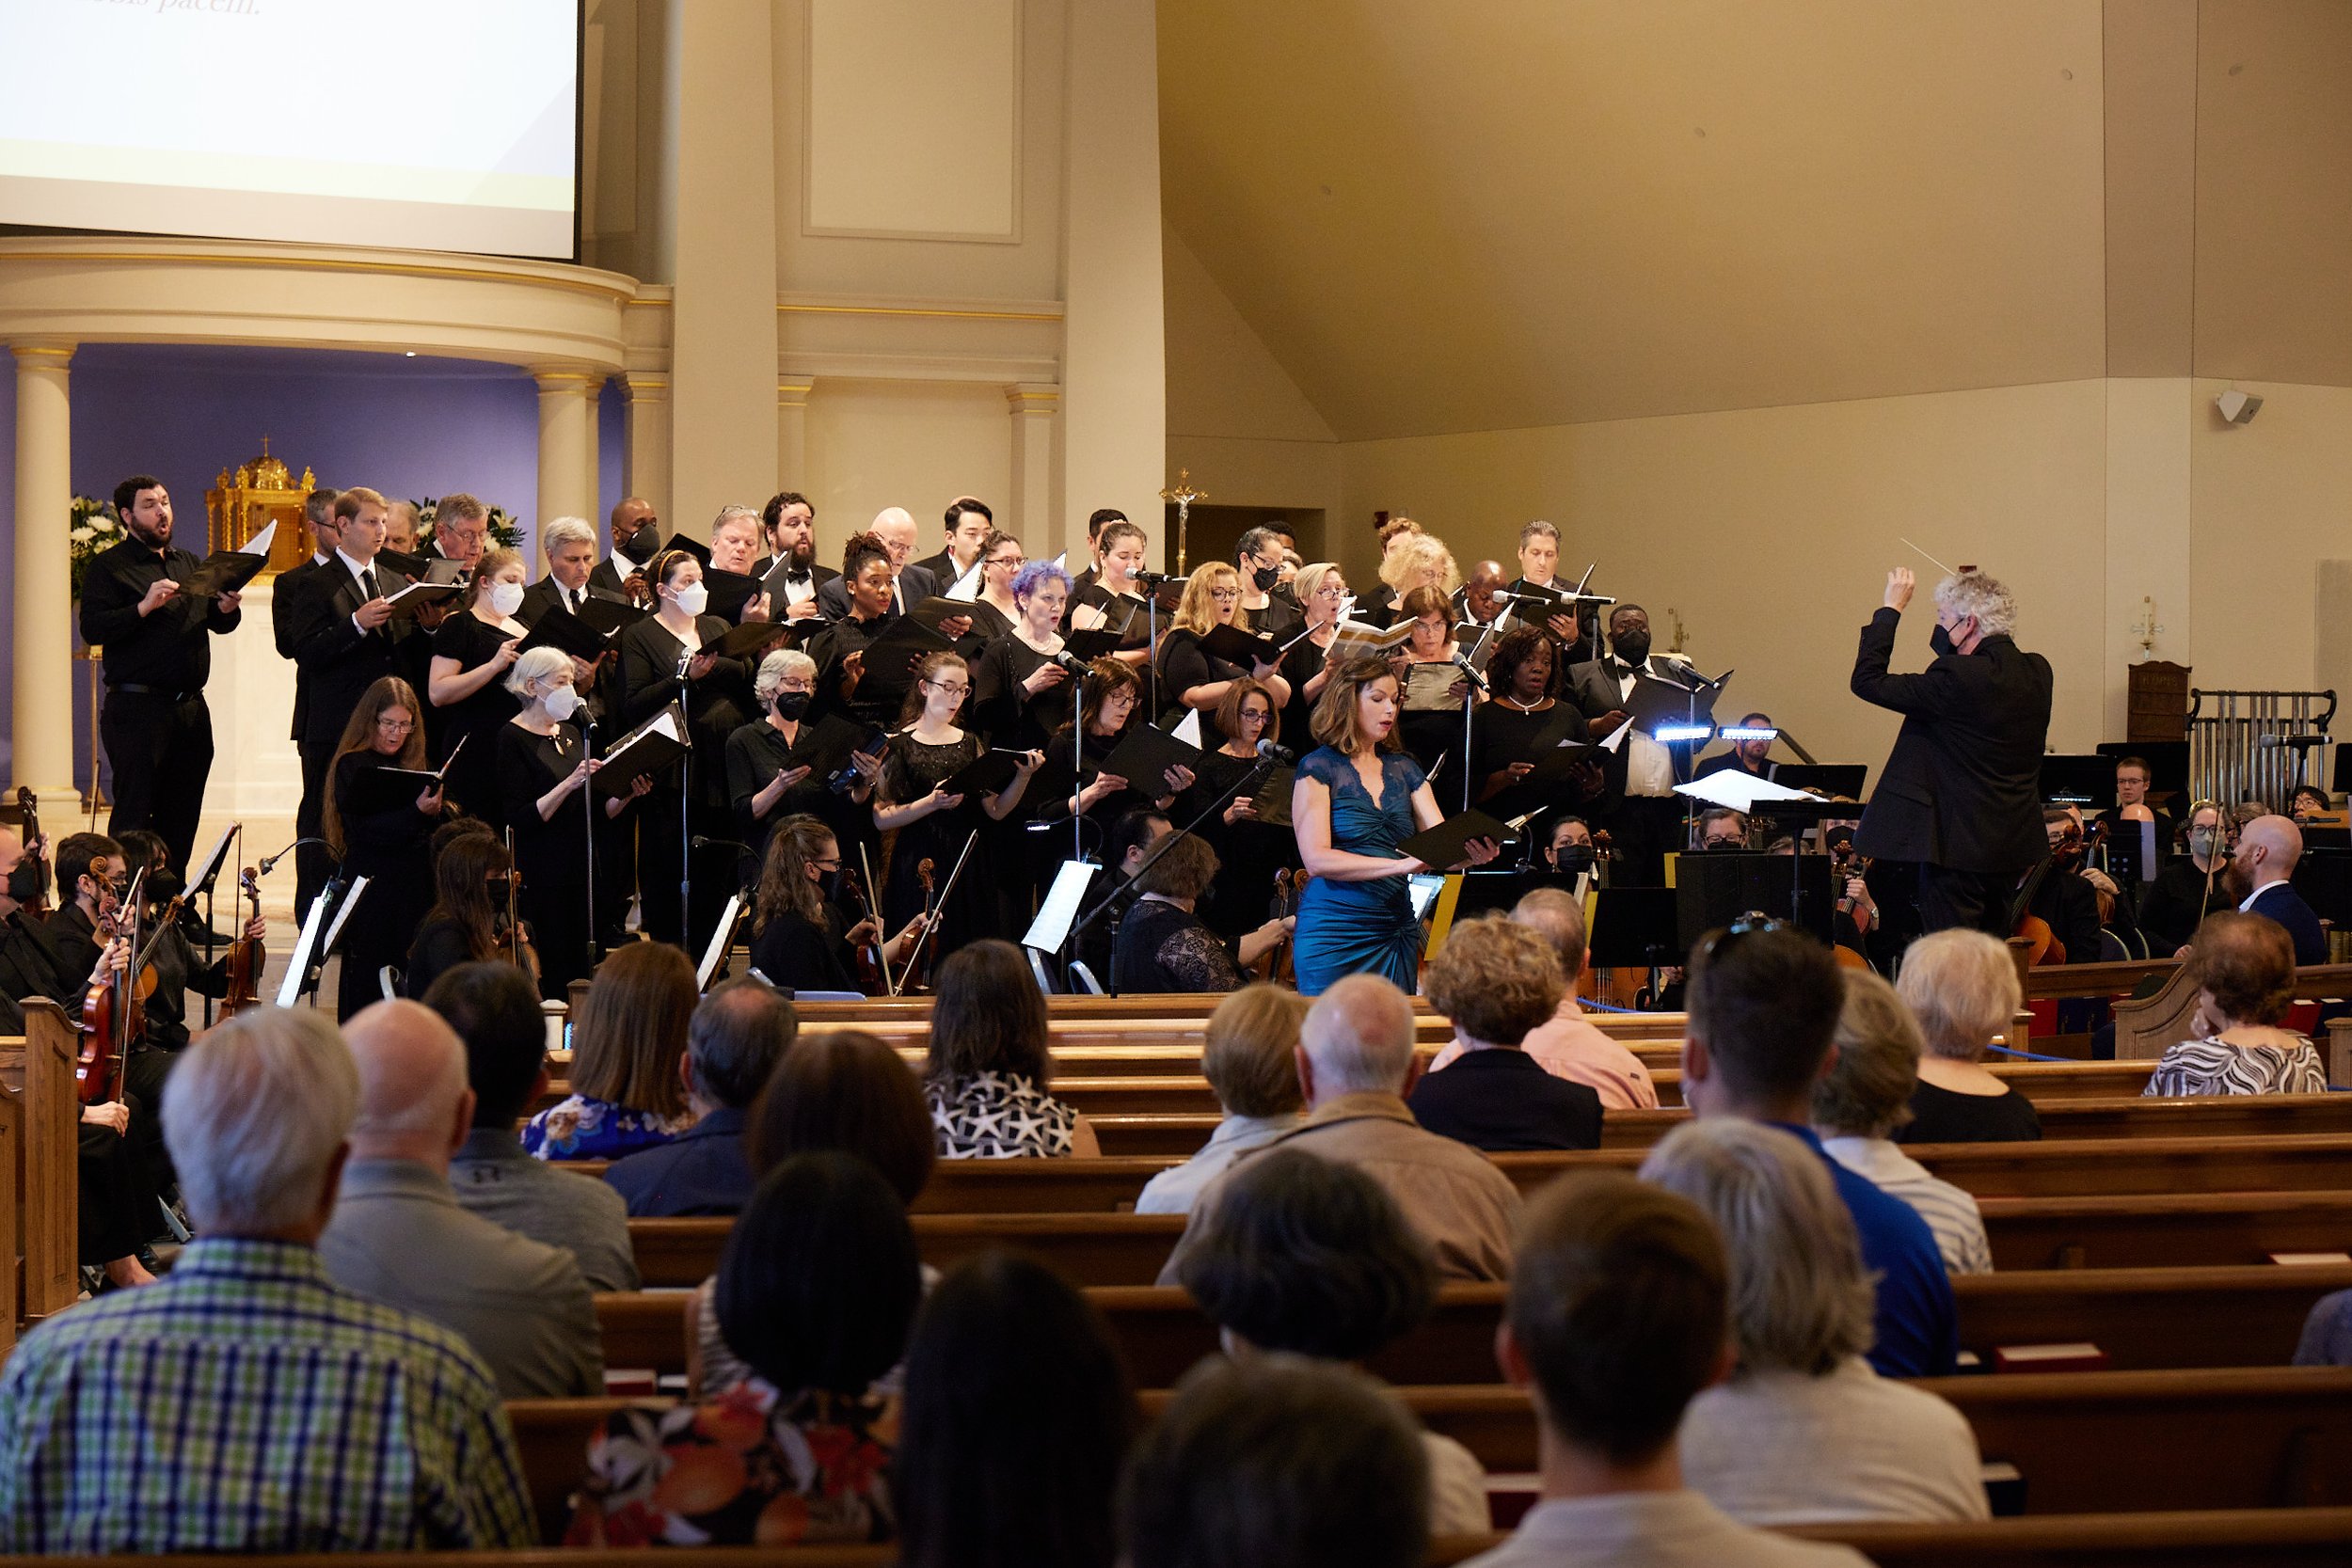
[77,475,245,874]
[2223,814,2327,964]
[752,490,834,621]
[1851,568,2052,939]
[592,496,661,603]
[1566,604,1696,885]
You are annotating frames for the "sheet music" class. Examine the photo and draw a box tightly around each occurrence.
[1023,860,1102,953]
[1170,709,1204,748]
[1599,715,1635,753]
[321,875,373,956]
[187,822,237,897]
[239,519,278,560]
[946,559,982,602]
[275,893,336,1007]
[1673,771,1818,812]
[697,895,743,990]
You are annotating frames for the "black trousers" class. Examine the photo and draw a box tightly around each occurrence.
[102,690,213,874]
[1917,863,2018,939]
[294,737,333,927]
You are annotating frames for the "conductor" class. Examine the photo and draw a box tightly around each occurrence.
[1851,566,2051,938]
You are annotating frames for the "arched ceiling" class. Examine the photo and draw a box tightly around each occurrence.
[1162,0,2352,443]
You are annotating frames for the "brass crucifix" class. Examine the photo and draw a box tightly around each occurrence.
[1159,469,1208,576]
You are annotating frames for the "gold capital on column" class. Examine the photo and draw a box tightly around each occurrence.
[12,341,78,804]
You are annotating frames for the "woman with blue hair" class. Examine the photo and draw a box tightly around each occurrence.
[973,555,1079,752]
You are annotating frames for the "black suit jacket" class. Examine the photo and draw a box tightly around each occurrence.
[817,562,938,622]
[754,558,840,618]
[274,555,324,742]
[280,556,416,751]
[521,576,628,625]
[589,556,646,600]
[1851,609,2052,875]
[2247,881,2329,966]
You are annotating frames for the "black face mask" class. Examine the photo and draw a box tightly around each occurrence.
[618,528,659,565]
[1930,624,1957,658]
[1551,844,1595,873]
[1250,564,1281,593]
[1613,632,1650,665]
[6,857,46,906]
[773,690,813,721]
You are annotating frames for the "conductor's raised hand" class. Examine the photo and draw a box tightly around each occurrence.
[1884,567,1915,612]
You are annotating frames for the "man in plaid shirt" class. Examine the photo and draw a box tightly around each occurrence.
[0,1006,535,1551]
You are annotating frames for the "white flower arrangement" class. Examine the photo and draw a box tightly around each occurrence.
[68,497,122,602]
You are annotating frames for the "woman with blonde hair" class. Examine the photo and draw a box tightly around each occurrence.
[1155,562,1291,736]
[1378,533,1459,606]
[1643,1119,1989,1527]
[1289,657,1499,994]
[1137,985,1308,1213]
[424,544,529,816]
[524,940,699,1160]
[1891,928,2042,1143]
[322,675,442,1017]
[1279,562,1352,741]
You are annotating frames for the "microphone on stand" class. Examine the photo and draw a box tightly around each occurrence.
[1133,570,1176,588]
[1256,739,1297,766]
[1051,651,1091,676]
[691,835,755,856]
[1452,654,1490,694]
[256,837,332,877]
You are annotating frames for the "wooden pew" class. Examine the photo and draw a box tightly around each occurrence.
[0,999,82,1348]
[596,1262,2352,1383]
[2115,963,2352,1061]
[1089,1094,2352,1159]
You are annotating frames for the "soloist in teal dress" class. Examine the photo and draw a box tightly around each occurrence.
[1292,746,1428,996]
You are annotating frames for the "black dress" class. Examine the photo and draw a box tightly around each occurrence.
[1067,584,1152,651]
[809,610,906,729]
[723,713,873,888]
[405,915,485,1002]
[1111,895,1241,994]
[1893,1079,2044,1144]
[616,613,755,951]
[494,721,596,999]
[749,904,866,994]
[2137,857,2232,954]
[878,730,1000,951]
[1153,627,1249,737]
[972,633,1076,752]
[1176,747,1296,940]
[1278,629,1339,753]
[1029,721,1164,864]
[429,612,522,819]
[330,750,439,1019]
[1469,699,1603,829]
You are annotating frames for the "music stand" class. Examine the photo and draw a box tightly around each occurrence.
[185,822,239,1026]
[1585,887,1683,973]
[1673,849,1836,950]
[278,875,369,1008]
[2038,754,2115,807]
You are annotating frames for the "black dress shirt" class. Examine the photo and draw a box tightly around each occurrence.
[78,539,241,691]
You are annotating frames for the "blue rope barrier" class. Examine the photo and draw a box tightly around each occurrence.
[1580,998,1645,1013]
[1981,1043,2075,1064]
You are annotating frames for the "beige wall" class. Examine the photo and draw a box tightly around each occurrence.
[803,380,1015,556]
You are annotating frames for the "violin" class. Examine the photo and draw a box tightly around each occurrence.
[219,867,266,1019]
[839,863,888,995]
[1252,869,1299,983]
[12,786,48,916]
[77,870,163,1106]
[1830,847,1873,972]
[896,857,940,996]
[493,837,542,983]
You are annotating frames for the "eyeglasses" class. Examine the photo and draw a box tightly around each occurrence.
[989,555,1025,569]
[809,857,841,873]
[375,717,415,734]
[925,680,971,697]
[1209,588,1241,602]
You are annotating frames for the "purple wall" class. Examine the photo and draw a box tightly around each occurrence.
[1,343,564,784]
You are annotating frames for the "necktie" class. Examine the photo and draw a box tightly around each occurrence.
[361,568,380,602]
[569,588,583,615]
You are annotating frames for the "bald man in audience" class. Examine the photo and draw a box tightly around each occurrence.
[0,1006,532,1551]
[319,1000,602,1400]
[1158,974,1521,1283]
[2220,814,2327,965]
[1425,888,1657,1109]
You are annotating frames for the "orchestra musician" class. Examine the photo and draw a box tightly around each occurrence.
[971,560,1080,752]
[110,829,266,1052]
[1694,711,1779,781]
[1851,567,2052,937]
[2095,754,2174,859]
[1289,656,1499,995]
[1155,563,1291,738]
[2137,801,2234,955]
[496,647,653,998]
[748,814,926,994]
[79,474,244,875]
[1544,816,1597,875]
[403,828,514,1001]
[616,546,757,953]
[425,546,529,817]
[322,678,443,1018]
[725,648,881,885]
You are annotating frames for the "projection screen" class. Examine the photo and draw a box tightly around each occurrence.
[0,0,580,261]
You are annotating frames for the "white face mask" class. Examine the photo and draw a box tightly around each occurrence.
[671,581,709,617]
[541,685,581,721]
[486,580,526,617]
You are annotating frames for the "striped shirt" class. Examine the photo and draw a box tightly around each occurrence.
[2145,1035,2328,1098]
[0,1236,534,1553]
[1820,1135,1994,1276]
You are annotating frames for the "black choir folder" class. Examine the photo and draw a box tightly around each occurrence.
[944,748,1028,799]
[1396,809,1513,871]
[176,521,278,600]
[1100,722,1204,794]
[517,608,612,663]
[856,618,960,701]
[1198,622,1279,668]
[343,738,466,816]
[595,705,691,796]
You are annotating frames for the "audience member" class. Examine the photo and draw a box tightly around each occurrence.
[691,1028,939,1396]
[605,979,798,1215]
[925,940,1101,1157]
[1177,1148,1490,1535]
[319,1001,601,1399]
[1122,1356,1431,1568]
[569,1153,920,1546]
[1641,1120,1988,1525]
[1136,985,1307,1213]
[1680,922,1956,1376]
[524,942,699,1159]
[898,1252,1138,1568]
[1163,975,1521,1283]
[2226,815,2327,964]
[1449,888,1658,1109]
[1890,929,2042,1143]
[429,960,638,1291]
[0,1006,532,1550]
[1812,971,1993,1275]
[1411,915,1603,1150]
[1465,1172,1869,1568]
[2146,911,2327,1096]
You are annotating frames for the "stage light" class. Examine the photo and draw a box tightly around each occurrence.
[1718,726,1778,741]
[1654,723,1714,744]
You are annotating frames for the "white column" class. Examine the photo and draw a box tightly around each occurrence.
[623,372,673,539]
[777,379,812,486]
[12,342,76,813]
[1060,0,1167,563]
[1006,382,1059,545]
[533,366,597,567]
[581,373,606,541]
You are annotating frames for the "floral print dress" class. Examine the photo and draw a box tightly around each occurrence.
[521,1094,695,1162]
[566,1379,897,1546]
